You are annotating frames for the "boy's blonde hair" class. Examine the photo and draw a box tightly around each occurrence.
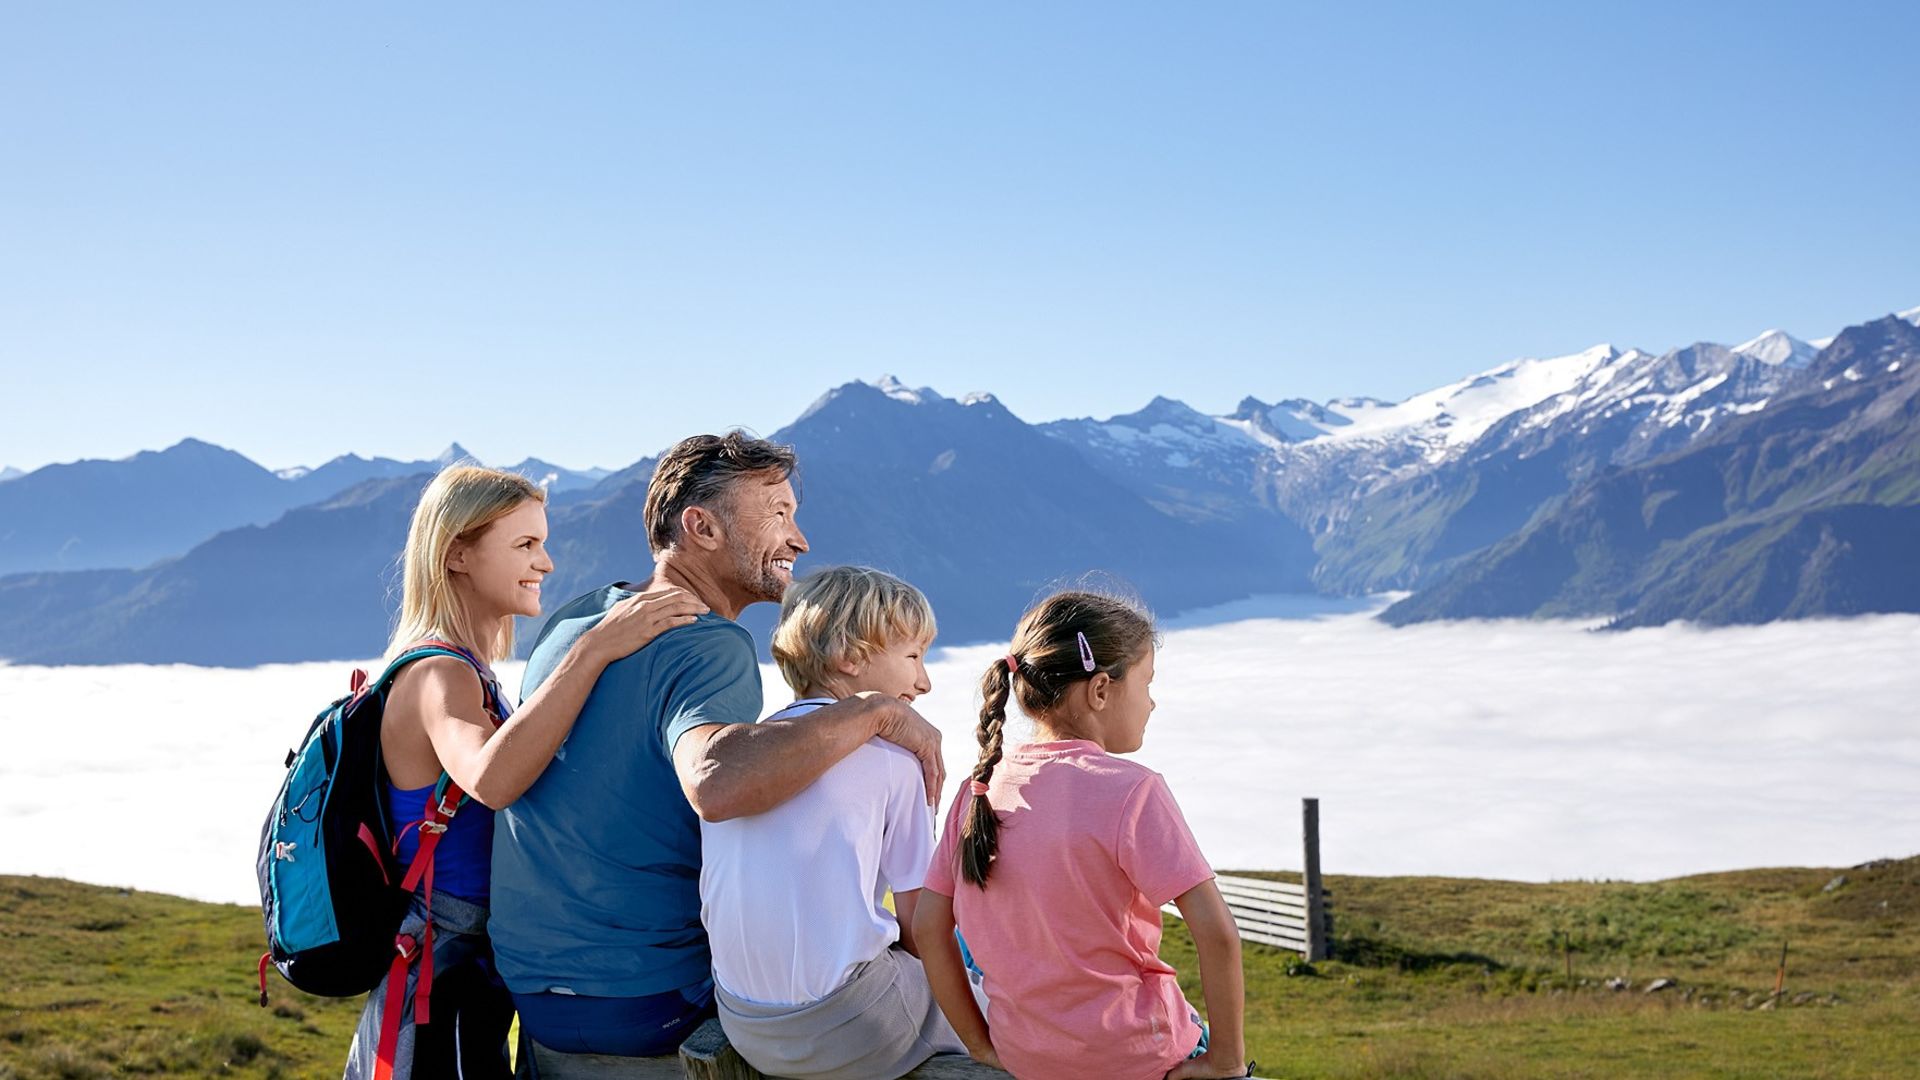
[772,566,937,696]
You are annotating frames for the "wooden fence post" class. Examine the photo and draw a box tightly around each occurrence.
[1302,797,1327,961]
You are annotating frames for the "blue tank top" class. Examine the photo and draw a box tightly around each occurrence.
[388,660,512,905]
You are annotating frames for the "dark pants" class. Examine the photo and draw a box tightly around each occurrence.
[343,891,512,1080]
[511,978,715,1058]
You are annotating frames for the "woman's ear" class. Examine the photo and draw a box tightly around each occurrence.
[445,541,470,574]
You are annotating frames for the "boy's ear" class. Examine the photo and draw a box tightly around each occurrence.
[834,641,873,679]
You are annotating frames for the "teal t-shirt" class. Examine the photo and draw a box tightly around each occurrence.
[490,584,763,997]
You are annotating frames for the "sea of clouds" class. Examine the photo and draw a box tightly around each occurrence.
[2,598,1916,907]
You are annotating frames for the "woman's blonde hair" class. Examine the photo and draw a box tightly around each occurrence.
[771,566,937,696]
[388,465,546,664]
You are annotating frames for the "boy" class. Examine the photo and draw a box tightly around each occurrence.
[698,566,964,1080]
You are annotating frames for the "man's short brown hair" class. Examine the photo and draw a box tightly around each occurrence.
[643,432,799,554]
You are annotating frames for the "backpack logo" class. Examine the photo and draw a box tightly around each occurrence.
[273,841,298,863]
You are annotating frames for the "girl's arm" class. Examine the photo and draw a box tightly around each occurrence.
[394,586,707,808]
[892,889,923,956]
[910,891,1001,1070]
[1167,878,1248,1080]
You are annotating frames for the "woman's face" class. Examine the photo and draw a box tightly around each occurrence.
[448,499,553,621]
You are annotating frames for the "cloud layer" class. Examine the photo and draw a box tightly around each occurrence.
[2,600,1915,905]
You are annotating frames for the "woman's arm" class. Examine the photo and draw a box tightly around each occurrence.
[1166,878,1247,1080]
[394,586,707,808]
[911,890,1001,1069]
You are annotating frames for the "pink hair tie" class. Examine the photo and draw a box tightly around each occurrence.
[968,779,990,796]
[1004,654,1019,674]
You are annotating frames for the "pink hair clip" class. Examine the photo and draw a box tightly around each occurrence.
[1076,631,1096,672]
[969,779,990,796]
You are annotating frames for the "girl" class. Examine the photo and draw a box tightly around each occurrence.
[343,465,706,1080]
[914,591,1249,1080]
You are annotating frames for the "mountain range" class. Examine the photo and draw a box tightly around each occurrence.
[1,305,1915,665]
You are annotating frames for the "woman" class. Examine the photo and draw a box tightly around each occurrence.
[343,465,706,1080]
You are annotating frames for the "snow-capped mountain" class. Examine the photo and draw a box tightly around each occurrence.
[1311,344,1628,457]
[1385,314,1920,627]
[0,466,21,483]
[505,457,611,494]
[1047,312,1883,593]
[5,302,1917,662]
[1037,397,1280,524]
[1732,329,1818,369]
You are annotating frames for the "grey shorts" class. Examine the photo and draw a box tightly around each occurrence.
[715,946,966,1080]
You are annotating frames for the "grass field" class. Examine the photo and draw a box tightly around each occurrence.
[3,856,1915,1078]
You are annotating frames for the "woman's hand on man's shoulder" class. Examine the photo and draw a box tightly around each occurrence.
[583,586,709,663]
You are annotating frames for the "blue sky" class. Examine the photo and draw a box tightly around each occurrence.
[3,2,1917,473]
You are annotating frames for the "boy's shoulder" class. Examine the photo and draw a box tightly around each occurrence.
[764,697,835,722]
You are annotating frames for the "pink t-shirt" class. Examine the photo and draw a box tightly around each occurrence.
[924,740,1215,1080]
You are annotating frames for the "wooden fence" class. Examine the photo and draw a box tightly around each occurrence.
[1165,797,1332,960]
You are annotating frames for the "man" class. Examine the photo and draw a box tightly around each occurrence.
[490,432,944,1069]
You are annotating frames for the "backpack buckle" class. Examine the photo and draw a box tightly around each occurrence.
[394,934,417,960]
[435,795,459,818]
[420,821,449,835]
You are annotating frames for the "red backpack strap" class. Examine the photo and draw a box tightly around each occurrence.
[373,773,468,1078]
[373,641,500,1075]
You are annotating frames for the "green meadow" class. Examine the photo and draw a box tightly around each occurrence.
[3,857,1914,1078]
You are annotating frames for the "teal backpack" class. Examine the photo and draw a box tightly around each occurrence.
[253,641,503,1012]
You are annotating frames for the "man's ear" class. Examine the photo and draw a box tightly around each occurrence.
[680,504,726,552]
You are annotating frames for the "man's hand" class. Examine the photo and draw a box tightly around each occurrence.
[860,693,944,807]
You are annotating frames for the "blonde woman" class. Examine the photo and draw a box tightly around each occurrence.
[343,465,706,1080]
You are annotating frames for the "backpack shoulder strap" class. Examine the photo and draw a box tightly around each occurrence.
[371,640,504,719]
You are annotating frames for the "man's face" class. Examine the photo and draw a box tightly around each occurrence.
[720,473,808,605]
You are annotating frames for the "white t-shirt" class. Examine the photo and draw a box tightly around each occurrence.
[699,699,937,1007]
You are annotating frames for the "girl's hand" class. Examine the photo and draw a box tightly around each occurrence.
[583,586,707,662]
[966,1041,1004,1071]
[1166,1051,1249,1079]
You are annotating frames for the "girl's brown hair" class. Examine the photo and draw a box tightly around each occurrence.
[959,590,1156,887]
